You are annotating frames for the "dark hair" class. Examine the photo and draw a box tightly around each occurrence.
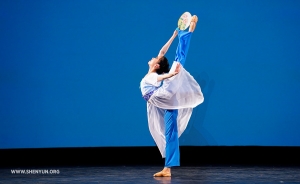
[156,56,170,74]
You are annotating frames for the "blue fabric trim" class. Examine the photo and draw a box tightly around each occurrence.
[142,90,154,101]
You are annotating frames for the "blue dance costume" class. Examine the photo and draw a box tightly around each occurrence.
[164,30,193,167]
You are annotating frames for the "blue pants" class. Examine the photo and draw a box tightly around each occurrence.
[165,30,192,167]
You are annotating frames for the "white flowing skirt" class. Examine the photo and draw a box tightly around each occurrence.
[147,62,204,157]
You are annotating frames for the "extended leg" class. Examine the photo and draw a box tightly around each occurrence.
[174,31,192,66]
[164,15,197,165]
[155,15,198,177]
[175,15,197,66]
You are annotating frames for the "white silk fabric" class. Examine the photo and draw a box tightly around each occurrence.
[147,61,204,157]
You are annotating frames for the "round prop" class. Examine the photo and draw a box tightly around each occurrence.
[178,12,192,30]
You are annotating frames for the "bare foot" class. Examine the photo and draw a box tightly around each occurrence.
[189,15,198,32]
[153,167,171,177]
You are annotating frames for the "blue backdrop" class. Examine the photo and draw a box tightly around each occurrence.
[1,0,300,148]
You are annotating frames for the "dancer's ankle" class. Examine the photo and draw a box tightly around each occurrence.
[189,15,198,32]
[163,167,171,173]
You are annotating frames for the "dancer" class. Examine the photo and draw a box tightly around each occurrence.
[140,15,203,177]
[156,15,199,177]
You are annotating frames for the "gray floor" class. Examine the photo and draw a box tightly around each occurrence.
[1,166,300,183]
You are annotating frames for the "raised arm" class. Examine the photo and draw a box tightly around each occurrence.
[158,30,178,57]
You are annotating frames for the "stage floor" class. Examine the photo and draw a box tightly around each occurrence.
[1,166,300,183]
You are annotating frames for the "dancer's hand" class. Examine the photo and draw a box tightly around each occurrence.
[169,63,181,76]
[173,29,178,37]
[174,62,181,74]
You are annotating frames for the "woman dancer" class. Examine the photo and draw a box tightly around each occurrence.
[140,15,204,177]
